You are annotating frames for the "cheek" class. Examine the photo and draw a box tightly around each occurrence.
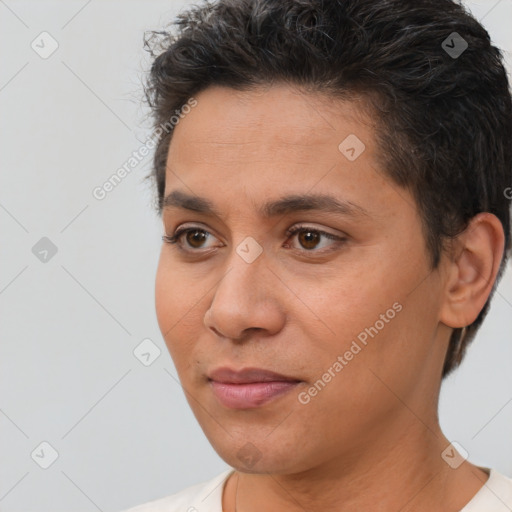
[294,271,399,350]
[154,256,194,343]
[155,259,177,334]
[291,257,422,394]
[154,256,207,362]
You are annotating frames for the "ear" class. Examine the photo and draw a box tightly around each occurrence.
[439,212,505,329]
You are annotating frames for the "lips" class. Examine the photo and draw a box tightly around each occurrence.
[207,366,301,384]
[207,367,302,409]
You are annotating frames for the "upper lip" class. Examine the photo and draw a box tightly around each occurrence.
[208,367,301,384]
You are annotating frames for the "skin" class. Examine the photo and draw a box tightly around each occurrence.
[154,84,505,512]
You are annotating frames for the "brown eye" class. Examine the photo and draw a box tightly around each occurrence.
[297,230,321,250]
[184,229,209,248]
[285,225,346,252]
[162,227,217,250]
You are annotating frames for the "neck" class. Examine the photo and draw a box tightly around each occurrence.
[223,419,489,512]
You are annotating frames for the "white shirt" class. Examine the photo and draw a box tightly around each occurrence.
[122,467,512,512]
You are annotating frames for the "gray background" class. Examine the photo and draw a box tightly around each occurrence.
[0,1,511,511]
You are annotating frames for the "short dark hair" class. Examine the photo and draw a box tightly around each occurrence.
[143,0,512,378]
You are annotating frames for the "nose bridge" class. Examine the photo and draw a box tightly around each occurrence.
[218,240,269,306]
[205,240,285,339]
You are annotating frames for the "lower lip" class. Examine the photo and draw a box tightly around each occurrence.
[209,380,301,409]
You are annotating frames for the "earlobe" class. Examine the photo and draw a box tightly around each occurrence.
[439,212,505,329]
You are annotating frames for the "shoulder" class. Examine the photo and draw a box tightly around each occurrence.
[462,468,512,512]
[121,468,234,512]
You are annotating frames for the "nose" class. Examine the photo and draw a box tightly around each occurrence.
[203,251,286,341]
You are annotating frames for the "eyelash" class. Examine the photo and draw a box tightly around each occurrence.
[161,224,346,254]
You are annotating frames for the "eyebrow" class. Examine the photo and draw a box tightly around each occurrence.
[162,190,372,219]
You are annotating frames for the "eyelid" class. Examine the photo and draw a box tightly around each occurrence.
[285,223,344,239]
[162,224,222,249]
[162,222,347,254]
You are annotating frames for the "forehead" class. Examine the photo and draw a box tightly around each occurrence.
[163,84,411,225]
[167,83,374,157]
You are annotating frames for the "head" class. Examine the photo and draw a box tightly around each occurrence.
[145,0,511,473]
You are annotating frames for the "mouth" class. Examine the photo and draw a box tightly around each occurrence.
[207,366,303,409]
[207,366,301,384]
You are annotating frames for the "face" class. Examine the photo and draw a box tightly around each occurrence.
[155,84,450,475]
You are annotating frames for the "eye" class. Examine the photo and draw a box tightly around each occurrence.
[284,224,346,252]
[162,226,219,251]
[162,223,346,254]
